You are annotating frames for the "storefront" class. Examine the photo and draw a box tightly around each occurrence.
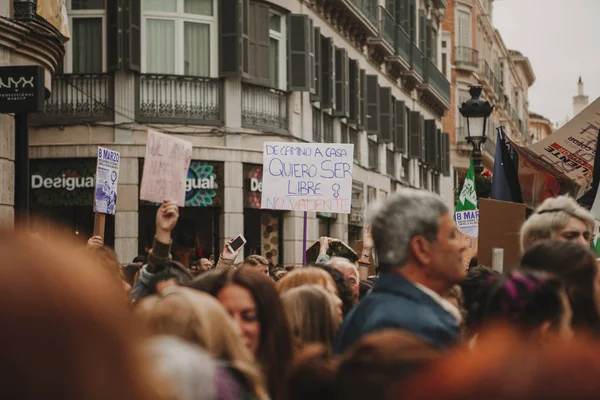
[139,160,224,267]
[29,158,115,246]
[348,180,364,246]
[243,164,283,266]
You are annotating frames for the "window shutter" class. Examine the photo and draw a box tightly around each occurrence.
[309,19,315,94]
[348,59,360,125]
[288,14,311,91]
[359,69,366,130]
[394,100,406,152]
[124,0,141,71]
[408,111,421,159]
[398,0,409,32]
[419,114,425,161]
[311,27,321,102]
[425,19,432,60]
[442,132,450,176]
[436,129,442,172]
[419,9,425,52]
[379,87,393,143]
[321,36,335,110]
[424,120,437,167]
[106,0,121,71]
[256,4,270,85]
[334,47,349,117]
[366,75,379,135]
[409,0,416,41]
[220,0,244,76]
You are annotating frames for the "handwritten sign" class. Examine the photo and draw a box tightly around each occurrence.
[93,146,120,215]
[140,129,192,207]
[455,209,479,238]
[261,142,354,213]
[457,227,478,269]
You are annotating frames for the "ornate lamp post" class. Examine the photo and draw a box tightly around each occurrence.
[459,86,494,176]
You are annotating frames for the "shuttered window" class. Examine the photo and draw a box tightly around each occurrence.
[323,113,334,143]
[313,107,322,142]
[366,75,379,135]
[379,87,393,143]
[394,100,406,153]
[359,69,367,130]
[418,9,425,52]
[442,132,451,176]
[107,0,142,72]
[408,111,421,159]
[397,0,409,32]
[311,27,321,102]
[334,47,349,117]
[348,59,360,125]
[436,129,443,172]
[419,114,425,161]
[288,14,311,91]
[424,119,437,168]
[321,36,335,110]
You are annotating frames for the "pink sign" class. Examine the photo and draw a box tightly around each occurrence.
[140,129,192,207]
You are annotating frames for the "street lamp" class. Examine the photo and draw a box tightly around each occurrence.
[459,86,494,176]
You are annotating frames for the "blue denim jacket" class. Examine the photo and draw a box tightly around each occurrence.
[334,273,459,353]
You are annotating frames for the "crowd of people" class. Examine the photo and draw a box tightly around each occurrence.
[5,190,600,399]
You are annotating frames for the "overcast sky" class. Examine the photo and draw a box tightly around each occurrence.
[493,0,600,125]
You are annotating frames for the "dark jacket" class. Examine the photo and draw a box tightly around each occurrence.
[129,238,172,302]
[333,273,459,353]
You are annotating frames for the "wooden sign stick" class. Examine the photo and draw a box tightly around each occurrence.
[93,212,106,241]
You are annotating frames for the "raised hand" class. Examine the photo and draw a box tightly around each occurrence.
[221,237,243,262]
[155,199,179,243]
[87,235,103,249]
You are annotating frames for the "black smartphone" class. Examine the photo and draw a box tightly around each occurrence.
[227,234,247,253]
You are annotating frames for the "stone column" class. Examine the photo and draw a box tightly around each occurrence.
[114,157,138,264]
[0,114,13,229]
[283,210,318,267]
[220,161,244,262]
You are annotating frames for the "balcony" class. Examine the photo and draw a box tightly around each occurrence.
[242,82,289,133]
[367,7,395,58]
[341,0,379,37]
[420,57,451,109]
[479,60,501,101]
[136,74,223,125]
[30,73,114,125]
[455,47,479,72]
[387,24,411,72]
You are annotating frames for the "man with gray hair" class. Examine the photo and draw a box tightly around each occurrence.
[334,189,467,352]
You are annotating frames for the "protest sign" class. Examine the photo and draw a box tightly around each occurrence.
[455,209,479,238]
[140,129,193,207]
[507,96,600,208]
[456,228,478,270]
[261,142,354,213]
[93,147,120,215]
[478,198,526,273]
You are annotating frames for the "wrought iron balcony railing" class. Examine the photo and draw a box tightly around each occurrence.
[395,24,411,64]
[379,6,395,49]
[455,46,479,69]
[242,82,289,132]
[423,57,451,105]
[136,74,223,125]
[411,42,424,78]
[348,0,379,28]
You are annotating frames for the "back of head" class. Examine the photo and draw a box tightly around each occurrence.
[370,188,448,272]
[520,195,594,252]
[520,240,599,331]
[244,255,269,267]
[277,267,336,295]
[401,329,600,400]
[460,266,501,335]
[288,345,338,400]
[314,264,355,315]
[0,230,163,400]
[335,330,440,400]
[281,285,340,351]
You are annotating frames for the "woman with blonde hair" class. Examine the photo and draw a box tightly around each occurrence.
[281,285,341,353]
[278,267,343,318]
[520,195,595,252]
[135,287,268,399]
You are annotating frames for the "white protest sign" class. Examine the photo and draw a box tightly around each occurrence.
[455,209,479,238]
[93,147,120,215]
[261,142,354,213]
[140,129,192,207]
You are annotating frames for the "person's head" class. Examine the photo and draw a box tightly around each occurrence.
[460,266,501,336]
[135,287,266,398]
[242,255,270,276]
[121,263,142,287]
[521,240,600,333]
[327,257,360,303]
[277,267,343,317]
[370,188,467,292]
[473,271,573,341]
[189,259,201,276]
[189,268,293,400]
[401,329,600,400]
[271,267,288,282]
[315,264,354,317]
[281,285,341,352]
[133,261,193,302]
[133,255,147,266]
[0,230,164,400]
[520,195,595,252]
[335,330,441,400]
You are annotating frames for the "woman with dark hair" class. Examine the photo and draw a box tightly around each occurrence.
[472,270,573,341]
[520,240,600,334]
[459,266,501,337]
[189,268,294,400]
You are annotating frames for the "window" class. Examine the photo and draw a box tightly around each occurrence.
[401,157,410,181]
[268,11,287,89]
[65,0,106,73]
[442,53,447,76]
[143,0,217,76]
[456,89,470,142]
[313,108,322,142]
[456,10,471,48]
[367,186,377,205]
[433,173,440,194]
[368,139,379,171]
[323,113,334,143]
[349,127,360,163]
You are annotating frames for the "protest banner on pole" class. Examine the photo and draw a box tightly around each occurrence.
[140,129,193,207]
[455,209,479,238]
[92,147,120,240]
[260,142,354,262]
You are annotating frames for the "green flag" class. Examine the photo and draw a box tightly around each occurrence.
[456,159,478,212]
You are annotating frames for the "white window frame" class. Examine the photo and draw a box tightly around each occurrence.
[456,9,471,49]
[268,10,287,91]
[64,0,106,74]
[141,0,218,77]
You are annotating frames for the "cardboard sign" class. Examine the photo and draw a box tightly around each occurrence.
[140,129,192,207]
[457,228,478,269]
[478,198,526,273]
[455,209,479,238]
[261,142,354,213]
[93,147,120,215]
